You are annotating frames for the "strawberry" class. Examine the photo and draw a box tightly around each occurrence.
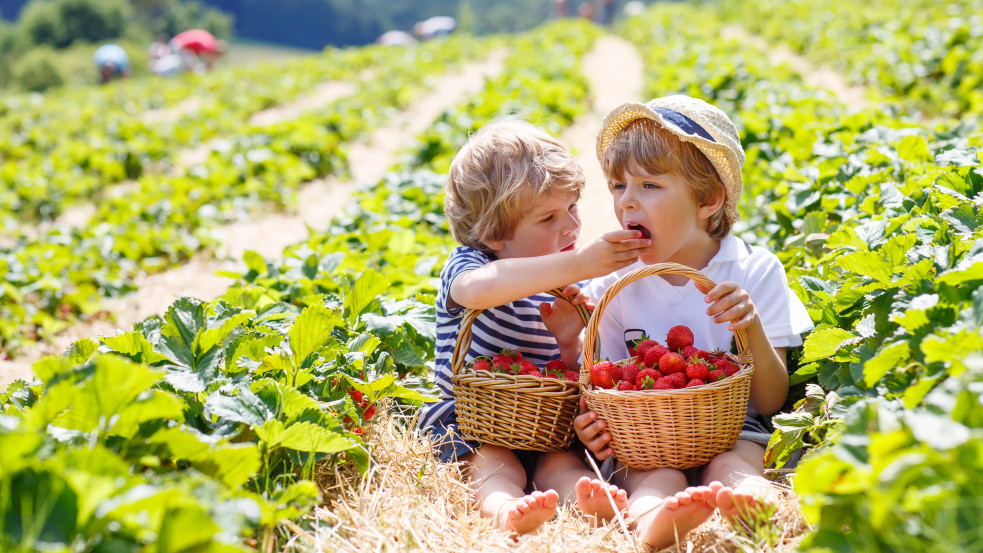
[652,376,674,390]
[363,404,376,420]
[658,352,686,375]
[518,360,538,373]
[693,349,712,363]
[608,363,624,385]
[523,370,545,378]
[666,325,695,352]
[564,371,580,382]
[709,369,726,382]
[492,353,513,369]
[716,358,740,377]
[617,380,637,391]
[686,379,705,388]
[501,348,522,361]
[590,361,617,389]
[472,358,492,372]
[644,344,670,367]
[636,339,659,357]
[504,363,523,375]
[622,363,641,386]
[348,389,364,403]
[668,371,688,388]
[545,359,567,375]
[684,359,710,382]
[635,368,661,387]
[681,345,698,360]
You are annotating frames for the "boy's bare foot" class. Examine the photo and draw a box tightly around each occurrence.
[715,477,780,524]
[638,483,722,549]
[575,476,629,522]
[496,490,560,534]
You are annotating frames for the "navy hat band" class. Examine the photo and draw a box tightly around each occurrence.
[652,107,716,143]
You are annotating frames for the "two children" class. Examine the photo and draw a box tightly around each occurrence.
[574,95,814,548]
[423,95,812,544]
[416,119,647,534]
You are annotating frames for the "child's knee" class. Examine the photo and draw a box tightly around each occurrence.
[706,442,765,480]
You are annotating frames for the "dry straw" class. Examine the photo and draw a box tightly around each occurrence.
[451,289,590,451]
[581,263,754,470]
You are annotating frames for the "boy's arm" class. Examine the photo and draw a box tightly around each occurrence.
[449,230,647,310]
[699,281,789,416]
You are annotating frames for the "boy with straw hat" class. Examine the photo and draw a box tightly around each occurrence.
[574,95,813,548]
[417,119,651,534]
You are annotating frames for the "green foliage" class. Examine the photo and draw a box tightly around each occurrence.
[20,0,131,49]
[11,45,65,91]
[152,0,235,40]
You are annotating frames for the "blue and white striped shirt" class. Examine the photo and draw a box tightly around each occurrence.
[418,246,561,431]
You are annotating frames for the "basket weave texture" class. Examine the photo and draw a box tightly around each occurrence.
[580,263,754,470]
[451,289,589,452]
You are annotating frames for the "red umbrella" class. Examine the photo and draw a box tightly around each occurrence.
[171,29,220,54]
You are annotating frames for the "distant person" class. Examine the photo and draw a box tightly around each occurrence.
[413,16,456,40]
[93,43,131,84]
[553,0,569,18]
[377,30,416,46]
[578,2,597,21]
[598,0,617,25]
[170,29,226,73]
[150,33,171,62]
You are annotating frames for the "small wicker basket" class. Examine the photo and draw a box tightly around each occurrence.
[580,263,754,470]
[451,289,590,452]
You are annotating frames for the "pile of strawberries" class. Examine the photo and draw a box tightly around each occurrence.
[468,348,580,382]
[589,325,741,391]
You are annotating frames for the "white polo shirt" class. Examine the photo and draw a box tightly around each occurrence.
[584,235,813,362]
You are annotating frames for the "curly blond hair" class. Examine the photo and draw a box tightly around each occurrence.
[446,120,585,254]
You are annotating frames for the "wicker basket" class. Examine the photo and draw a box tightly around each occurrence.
[451,289,590,452]
[580,263,754,470]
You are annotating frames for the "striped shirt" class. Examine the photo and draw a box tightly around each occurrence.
[418,246,561,431]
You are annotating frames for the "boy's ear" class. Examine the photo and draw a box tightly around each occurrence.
[697,184,726,220]
[483,238,503,252]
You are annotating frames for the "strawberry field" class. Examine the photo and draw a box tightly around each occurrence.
[2,2,982,551]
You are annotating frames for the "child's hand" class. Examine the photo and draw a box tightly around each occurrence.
[574,397,615,460]
[697,281,760,331]
[575,229,650,275]
[540,284,592,348]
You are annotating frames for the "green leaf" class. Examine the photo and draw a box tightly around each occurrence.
[65,338,98,365]
[802,328,857,363]
[288,304,342,368]
[2,468,78,545]
[155,297,208,368]
[254,419,354,454]
[343,269,389,322]
[205,384,273,426]
[834,251,894,283]
[149,426,261,488]
[903,411,970,450]
[257,481,320,525]
[862,341,910,388]
[101,331,168,365]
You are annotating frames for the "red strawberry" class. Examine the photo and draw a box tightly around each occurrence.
[545,359,566,376]
[686,379,705,388]
[617,380,637,391]
[519,360,538,372]
[652,376,674,390]
[681,345,698,360]
[635,368,661,387]
[524,370,545,378]
[684,360,710,382]
[668,371,688,388]
[504,363,523,375]
[693,349,712,363]
[716,358,740,377]
[709,369,726,382]
[666,325,694,352]
[472,358,492,372]
[658,352,686,375]
[564,371,580,382]
[644,344,670,367]
[622,363,641,386]
[636,339,659,357]
[590,361,617,389]
[492,353,513,369]
[502,348,522,361]
[608,363,624,385]
[348,389,364,403]
[363,404,376,420]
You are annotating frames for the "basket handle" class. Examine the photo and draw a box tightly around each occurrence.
[580,262,753,386]
[451,288,593,376]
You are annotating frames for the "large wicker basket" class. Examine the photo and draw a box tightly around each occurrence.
[580,263,754,470]
[451,289,590,452]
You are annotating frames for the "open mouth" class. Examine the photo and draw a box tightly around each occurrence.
[561,242,575,252]
[627,223,651,239]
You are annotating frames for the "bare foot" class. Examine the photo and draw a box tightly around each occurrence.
[637,484,720,549]
[715,477,780,524]
[575,476,629,522]
[496,490,560,534]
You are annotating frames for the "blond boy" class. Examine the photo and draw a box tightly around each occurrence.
[574,96,814,548]
[418,120,649,533]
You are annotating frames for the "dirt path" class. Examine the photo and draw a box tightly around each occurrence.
[721,26,870,112]
[0,51,507,390]
[563,35,644,241]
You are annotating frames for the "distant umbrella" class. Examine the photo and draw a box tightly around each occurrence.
[171,29,223,54]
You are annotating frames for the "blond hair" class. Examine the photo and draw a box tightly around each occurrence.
[445,120,585,253]
[601,118,730,239]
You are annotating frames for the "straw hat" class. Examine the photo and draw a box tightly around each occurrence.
[595,95,745,223]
